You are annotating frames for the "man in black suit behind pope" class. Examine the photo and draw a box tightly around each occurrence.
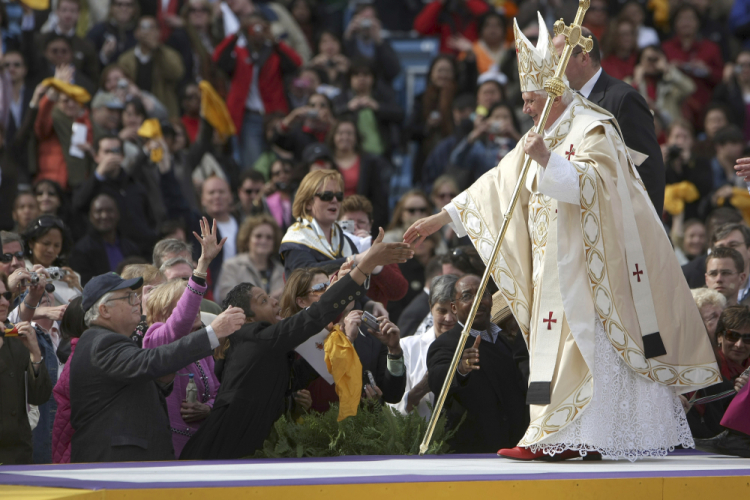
[553,28,666,214]
[426,275,528,453]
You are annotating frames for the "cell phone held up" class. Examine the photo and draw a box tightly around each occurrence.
[361,311,380,332]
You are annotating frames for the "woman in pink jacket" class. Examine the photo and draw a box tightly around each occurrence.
[51,296,87,464]
[143,218,225,457]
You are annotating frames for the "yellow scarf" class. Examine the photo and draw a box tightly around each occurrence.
[324,325,362,422]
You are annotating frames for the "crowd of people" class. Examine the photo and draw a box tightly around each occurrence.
[1,0,750,464]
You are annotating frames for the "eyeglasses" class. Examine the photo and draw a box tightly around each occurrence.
[724,329,750,344]
[106,291,140,306]
[308,282,329,295]
[0,251,24,263]
[103,147,123,155]
[315,191,344,202]
[706,270,738,278]
[0,291,12,301]
[405,207,428,215]
[243,188,261,195]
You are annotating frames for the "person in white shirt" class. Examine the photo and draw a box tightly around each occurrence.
[390,274,458,419]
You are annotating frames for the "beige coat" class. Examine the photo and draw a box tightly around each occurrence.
[118,46,185,118]
[215,253,285,304]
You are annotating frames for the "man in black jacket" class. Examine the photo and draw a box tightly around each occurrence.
[70,272,245,463]
[182,230,414,459]
[553,29,665,213]
[427,274,528,453]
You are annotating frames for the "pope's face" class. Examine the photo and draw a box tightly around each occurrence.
[522,92,545,126]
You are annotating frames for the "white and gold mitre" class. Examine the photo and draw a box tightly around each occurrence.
[514,12,560,92]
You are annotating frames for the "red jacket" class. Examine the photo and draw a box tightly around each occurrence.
[662,36,723,127]
[414,0,489,54]
[213,34,302,133]
[367,263,409,309]
[51,338,77,464]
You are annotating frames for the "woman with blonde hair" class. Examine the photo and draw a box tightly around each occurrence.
[142,218,228,458]
[279,169,358,277]
[215,215,285,304]
[120,263,165,347]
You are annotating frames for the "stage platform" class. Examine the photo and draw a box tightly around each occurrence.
[0,450,748,500]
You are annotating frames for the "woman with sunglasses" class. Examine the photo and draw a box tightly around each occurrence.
[281,265,406,412]
[280,170,358,277]
[280,267,330,412]
[22,215,81,305]
[384,190,447,253]
[215,214,285,305]
[682,305,750,439]
[280,170,392,318]
[0,272,53,465]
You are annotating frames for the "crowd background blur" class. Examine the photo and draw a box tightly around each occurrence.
[1,0,750,464]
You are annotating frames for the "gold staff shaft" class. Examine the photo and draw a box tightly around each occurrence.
[418,0,593,456]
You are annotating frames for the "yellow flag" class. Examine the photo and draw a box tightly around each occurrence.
[324,325,362,422]
[663,181,699,216]
[137,119,164,163]
[40,78,90,105]
[726,188,750,226]
[199,80,236,140]
[20,0,50,10]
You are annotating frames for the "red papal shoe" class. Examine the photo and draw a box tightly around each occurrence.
[497,447,601,462]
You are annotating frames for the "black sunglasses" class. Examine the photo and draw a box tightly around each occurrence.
[724,329,750,344]
[244,188,261,195]
[405,207,428,215]
[33,217,65,230]
[309,282,329,294]
[0,251,24,263]
[1,291,12,301]
[315,191,344,202]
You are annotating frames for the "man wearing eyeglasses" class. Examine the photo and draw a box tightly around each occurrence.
[706,247,747,307]
[69,272,245,462]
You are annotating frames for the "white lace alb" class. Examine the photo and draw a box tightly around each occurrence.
[530,319,694,461]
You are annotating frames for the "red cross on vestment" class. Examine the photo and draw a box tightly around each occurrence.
[565,145,576,160]
[543,312,557,330]
[632,264,644,282]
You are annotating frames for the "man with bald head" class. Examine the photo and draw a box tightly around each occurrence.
[552,28,665,213]
[190,177,239,297]
[426,275,528,453]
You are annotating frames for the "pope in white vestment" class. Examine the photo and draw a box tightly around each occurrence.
[404,13,721,461]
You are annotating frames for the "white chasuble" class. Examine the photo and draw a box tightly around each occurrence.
[445,94,721,459]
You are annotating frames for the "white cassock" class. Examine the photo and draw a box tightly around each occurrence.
[444,94,720,460]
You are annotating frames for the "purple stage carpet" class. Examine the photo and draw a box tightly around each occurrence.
[0,449,748,499]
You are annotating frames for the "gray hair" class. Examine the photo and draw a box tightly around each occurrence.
[0,231,24,251]
[533,88,574,107]
[152,239,193,268]
[84,291,115,327]
[159,257,194,274]
[429,274,459,307]
[691,287,727,311]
